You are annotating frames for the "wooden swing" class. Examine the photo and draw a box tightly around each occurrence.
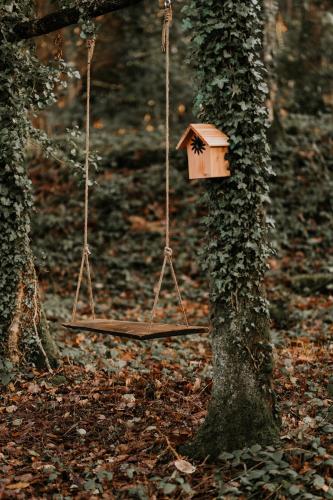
[64,2,209,340]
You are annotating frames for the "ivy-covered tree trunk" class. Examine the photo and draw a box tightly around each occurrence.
[0,3,59,377]
[183,0,280,458]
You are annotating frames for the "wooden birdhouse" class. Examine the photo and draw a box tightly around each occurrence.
[176,124,230,180]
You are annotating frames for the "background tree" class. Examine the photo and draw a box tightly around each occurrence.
[182,0,280,457]
[270,0,333,256]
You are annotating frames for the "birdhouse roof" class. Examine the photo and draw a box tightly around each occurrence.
[176,124,229,150]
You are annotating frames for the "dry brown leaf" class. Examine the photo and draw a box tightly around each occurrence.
[7,482,30,490]
[128,216,163,233]
[174,459,196,474]
[192,378,201,392]
[27,383,41,394]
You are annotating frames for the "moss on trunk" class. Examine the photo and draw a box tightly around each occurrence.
[183,302,279,459]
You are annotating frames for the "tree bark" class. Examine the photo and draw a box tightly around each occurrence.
[294,0,332,113]
[7,0,143,42]
[6,256,59,370]
[182,0,280,458]
[264,0,279,124]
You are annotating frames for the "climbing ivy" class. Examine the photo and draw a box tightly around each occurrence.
[0,1,77,361]
[183,0,274,319]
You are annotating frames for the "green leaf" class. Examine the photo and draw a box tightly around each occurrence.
[289,485,301,496]
[163,483,177,495]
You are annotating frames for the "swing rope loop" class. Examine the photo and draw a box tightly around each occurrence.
[150,3,189,327]
[72,38,96,322]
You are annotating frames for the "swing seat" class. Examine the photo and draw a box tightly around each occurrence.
[63,319,209,340]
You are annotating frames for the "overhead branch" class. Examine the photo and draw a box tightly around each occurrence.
[8,0,144,42]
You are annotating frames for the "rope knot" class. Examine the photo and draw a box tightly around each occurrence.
[84,245,91,256]
[87,38,95,49]
[161,2,172,52]
[164,246,173,257]
[87,38,96,63]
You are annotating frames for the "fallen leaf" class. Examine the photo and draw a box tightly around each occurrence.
[27,383,41,394]
[192,378,201,392]
[122,394,136,402]
[174,459,196,474]
[7,482,30,490]
[6,405,17,414]
[128,216,163,233]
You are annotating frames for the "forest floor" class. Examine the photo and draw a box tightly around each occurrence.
[1,162,333,499]
[1,255,332,499]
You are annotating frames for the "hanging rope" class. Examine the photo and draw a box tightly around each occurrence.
[72,39,96,322]
[150,1,189,327]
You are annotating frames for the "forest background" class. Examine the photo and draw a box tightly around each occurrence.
[30,0,333,315]
[1,0,333,498]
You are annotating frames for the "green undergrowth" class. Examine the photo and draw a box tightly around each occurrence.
[270,113,333,260]
[217,442,333,499]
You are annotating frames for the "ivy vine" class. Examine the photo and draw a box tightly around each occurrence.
[183,0,274,321]
[0,1,78,355]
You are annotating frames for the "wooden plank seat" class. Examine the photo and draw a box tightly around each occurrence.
[63,319,209,340]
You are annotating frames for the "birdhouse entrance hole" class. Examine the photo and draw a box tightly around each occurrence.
[191,136,206,155]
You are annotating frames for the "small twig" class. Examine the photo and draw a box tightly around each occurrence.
[63,422,79,437]
[196,383,212,398]
[222,461,266,489]
[156,429,181,460]
[166,435,181,460]
[167,389,204,411]
[263,483,282,500]
[199,455,210,467]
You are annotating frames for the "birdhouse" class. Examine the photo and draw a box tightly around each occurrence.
[176,124,230,180]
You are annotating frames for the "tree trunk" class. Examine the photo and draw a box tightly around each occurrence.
[0,4,59,378]
[185,298,278,457]
[0,198,59,374]
[264,0,279,123]
[182,0,280,458]
[3,253,59,371]
[294,0,333,114]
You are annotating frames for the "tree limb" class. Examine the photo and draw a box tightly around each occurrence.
[8,0,144,42]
